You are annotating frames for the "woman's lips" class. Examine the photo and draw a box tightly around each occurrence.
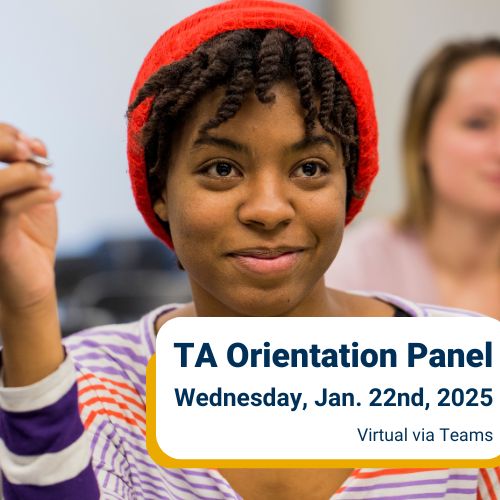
[229,250,304,274]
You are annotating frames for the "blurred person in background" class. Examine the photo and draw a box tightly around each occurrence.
[326,38,500,319]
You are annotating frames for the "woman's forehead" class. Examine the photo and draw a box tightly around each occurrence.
[445,56,500,105]
[180,81,339,150]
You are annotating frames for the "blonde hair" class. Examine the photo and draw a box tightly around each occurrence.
[399,37,500,231]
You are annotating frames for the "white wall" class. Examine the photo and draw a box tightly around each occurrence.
[1,1,220,255]
[325,0,500,221]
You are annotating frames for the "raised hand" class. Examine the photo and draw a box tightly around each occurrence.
[0,123,63,386]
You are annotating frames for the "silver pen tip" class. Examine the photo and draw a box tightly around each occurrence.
[29,155,53,167]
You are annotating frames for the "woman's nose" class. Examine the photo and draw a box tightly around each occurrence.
[238,174,295,231]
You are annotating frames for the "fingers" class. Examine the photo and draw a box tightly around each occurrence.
[0,186,60,217]
[0,162,53,198]
[0,159,59,220]
[28,138,48,158]
[0,123,48,162]
[0,124,28,161]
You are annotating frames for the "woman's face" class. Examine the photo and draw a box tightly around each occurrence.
[425,56,500,218]
[154,81,346,316]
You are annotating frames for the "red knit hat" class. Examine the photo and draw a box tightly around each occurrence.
[127,0,378,249]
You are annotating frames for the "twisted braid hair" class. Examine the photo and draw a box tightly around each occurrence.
[128,29,359,213]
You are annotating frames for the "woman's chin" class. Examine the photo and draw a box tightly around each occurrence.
[221,287,309,317]
[189,269,328,317]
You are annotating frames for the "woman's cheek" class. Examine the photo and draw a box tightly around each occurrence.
[428,127,484,202]
[303,189,345,263]
[169,194,227,255]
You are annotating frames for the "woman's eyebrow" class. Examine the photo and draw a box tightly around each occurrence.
[461,106,496,116]
[191,136,249,154]
[289,135,337,152]
[191,134,337,154]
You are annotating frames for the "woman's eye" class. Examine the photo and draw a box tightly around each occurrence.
[292,162,326,178]
[464,118,490,130]
[203,162,241,178]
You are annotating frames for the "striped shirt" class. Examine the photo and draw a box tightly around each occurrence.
[0,293,498,499]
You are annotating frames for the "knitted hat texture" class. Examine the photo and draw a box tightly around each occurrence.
[127,0,378,249]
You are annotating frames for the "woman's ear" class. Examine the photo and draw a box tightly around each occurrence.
[153,193,169,222]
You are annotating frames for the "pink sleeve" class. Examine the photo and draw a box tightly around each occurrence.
[325,219,439,303]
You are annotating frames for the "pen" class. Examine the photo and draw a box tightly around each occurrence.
[29,155,53,168]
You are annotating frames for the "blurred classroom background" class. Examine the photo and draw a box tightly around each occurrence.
[1,0,499,335]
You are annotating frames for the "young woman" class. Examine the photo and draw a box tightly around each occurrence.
[326,38,500,320]
[0,1,497,498]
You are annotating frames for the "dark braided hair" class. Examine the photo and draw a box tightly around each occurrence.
[128,29,359,217]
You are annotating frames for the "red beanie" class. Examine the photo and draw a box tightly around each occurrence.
[127,0,378,249]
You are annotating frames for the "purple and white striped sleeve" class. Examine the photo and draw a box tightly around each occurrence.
[0,355,100,499]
